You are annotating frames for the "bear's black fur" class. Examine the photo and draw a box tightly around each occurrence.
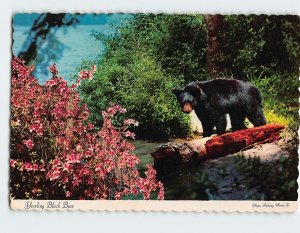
[173,78,267,137]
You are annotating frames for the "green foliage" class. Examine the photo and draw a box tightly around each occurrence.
[79,44,191,139]
[103,14,208,83]
[223,15,300,79]
[78,14,299,141]
[222,15,265,78]
[77,57,124,128]
[78,14,215,139]
[249,73,299,143]
[234,154,298,200]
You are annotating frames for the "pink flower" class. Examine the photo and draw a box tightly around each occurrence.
[11,57,164,200]
[66,191,71,197]
[88,177,94,185]
[63,163,72,171]
[32,163,39,171]
[124,119,139,127]
[91,64,97,73]
[24,162,33,171]
[124,131,135,139]
[76,65,97,85]
[29,123,43,136]
[49,63,58,76]
[87,122,94,130]
[10,159,17,168]
[23,139,34,150]
[114,192,121,200]
[157,182,165,200]
[39,164,45,172]
[52,158,61,166]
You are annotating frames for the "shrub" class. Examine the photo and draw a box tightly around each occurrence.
[79,48,191,140]
[234,154,298,200]
[10,57,164,200]
[249,73,299,143]
[223,15,300,79]
[77,14,210,140]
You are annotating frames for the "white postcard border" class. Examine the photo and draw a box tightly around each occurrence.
[11,200,297,212]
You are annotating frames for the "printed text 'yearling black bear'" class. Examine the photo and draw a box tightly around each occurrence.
[173,78,267,137]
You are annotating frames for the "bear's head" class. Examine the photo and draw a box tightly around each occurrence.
[172,82,203,114]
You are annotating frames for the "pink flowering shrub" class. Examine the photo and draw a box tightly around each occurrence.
[10,57,164,200]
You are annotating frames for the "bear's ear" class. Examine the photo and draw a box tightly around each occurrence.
[185,84,202,96]
[172,88,182,96]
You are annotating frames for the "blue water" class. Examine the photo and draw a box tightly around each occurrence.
[13,24,114,84]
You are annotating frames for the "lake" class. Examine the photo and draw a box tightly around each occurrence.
[13,24,113,84]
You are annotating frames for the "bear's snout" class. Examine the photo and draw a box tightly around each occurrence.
[182,103,193,113]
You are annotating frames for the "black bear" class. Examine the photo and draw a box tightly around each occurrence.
[173,78,267,137]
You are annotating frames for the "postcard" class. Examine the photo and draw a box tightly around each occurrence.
[10,13,299,212]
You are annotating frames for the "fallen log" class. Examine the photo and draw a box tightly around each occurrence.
[205,123,285,157]
[151,124,284,173]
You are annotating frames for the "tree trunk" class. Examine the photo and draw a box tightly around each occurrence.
[152,124,284,172]
[205,123,284,157]
[204,14,225,78]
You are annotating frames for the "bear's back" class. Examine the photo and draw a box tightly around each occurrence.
[197,78,251,96]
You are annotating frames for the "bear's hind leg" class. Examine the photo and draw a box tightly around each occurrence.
[215,114,227,135]
[229,112,247,131]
